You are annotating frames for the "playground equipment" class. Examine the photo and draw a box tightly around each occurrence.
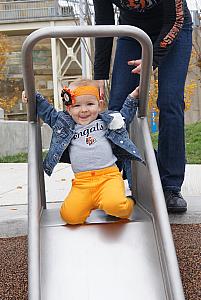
[22,25,185,300]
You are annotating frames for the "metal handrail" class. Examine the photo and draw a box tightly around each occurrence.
[22,25,153,121]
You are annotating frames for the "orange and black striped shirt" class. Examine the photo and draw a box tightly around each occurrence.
[93,0,192,79]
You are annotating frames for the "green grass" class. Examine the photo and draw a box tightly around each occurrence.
[151,132,158,150]
[0,122,201,164]
[151,121,201,164]
[0,152,28,163]
[0,151,47,163]
[185,122,201,164]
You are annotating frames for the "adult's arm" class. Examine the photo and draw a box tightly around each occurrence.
[93,0,115,80]
[153,0,187,69]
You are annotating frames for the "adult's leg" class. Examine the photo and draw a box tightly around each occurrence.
[109,37,141,175]
[109,37,141,111]
[157,24,192,194]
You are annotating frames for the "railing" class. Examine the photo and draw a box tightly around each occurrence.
[190,10,201,26]
[0,0,93,22]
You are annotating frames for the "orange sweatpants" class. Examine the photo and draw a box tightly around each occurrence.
[60,166,134,225]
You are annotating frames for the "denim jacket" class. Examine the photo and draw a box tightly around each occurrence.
[36,92,144,186]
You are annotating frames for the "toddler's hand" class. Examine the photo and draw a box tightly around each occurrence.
[129,86,139,99]
[22,91,28,103]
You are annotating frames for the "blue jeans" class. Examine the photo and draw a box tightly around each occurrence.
[109,23,192,192]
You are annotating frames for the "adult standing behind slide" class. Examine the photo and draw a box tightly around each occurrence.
[93,0,193,213]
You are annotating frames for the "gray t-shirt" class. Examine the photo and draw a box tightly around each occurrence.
[69,119,117,173]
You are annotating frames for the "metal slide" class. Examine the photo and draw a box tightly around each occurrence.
[22,25,185,300]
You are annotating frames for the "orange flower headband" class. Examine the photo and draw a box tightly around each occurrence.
[61,85,100,107]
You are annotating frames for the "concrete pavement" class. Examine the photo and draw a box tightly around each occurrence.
[0,163,201,237]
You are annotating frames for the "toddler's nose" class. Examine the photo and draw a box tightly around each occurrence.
[81,105,88,112]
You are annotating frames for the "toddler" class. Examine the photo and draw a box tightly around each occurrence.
[23,79,144,224]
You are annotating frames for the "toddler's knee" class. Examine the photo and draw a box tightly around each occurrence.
[102,198,134,218]
[60,207,86,225]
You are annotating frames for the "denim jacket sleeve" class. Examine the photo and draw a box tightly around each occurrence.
[120,95,139,124]
[36,92,59,128]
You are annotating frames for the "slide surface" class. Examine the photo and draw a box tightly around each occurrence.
[40,207,167,300]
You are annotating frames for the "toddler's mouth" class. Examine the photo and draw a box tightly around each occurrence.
[80,115,90,119]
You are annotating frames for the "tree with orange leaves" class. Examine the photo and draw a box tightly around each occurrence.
[0,33,10,80]
[0,34,21,114]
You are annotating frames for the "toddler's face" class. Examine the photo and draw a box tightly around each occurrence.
[68,95,101,125]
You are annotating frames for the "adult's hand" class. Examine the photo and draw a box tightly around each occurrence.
[97,79,105,100]
[128,59,142,74]
[128,59,157,75]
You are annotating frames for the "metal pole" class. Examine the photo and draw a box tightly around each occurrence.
[51,37,61,111]
[27,122,41,300]
[79,0,88,77]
